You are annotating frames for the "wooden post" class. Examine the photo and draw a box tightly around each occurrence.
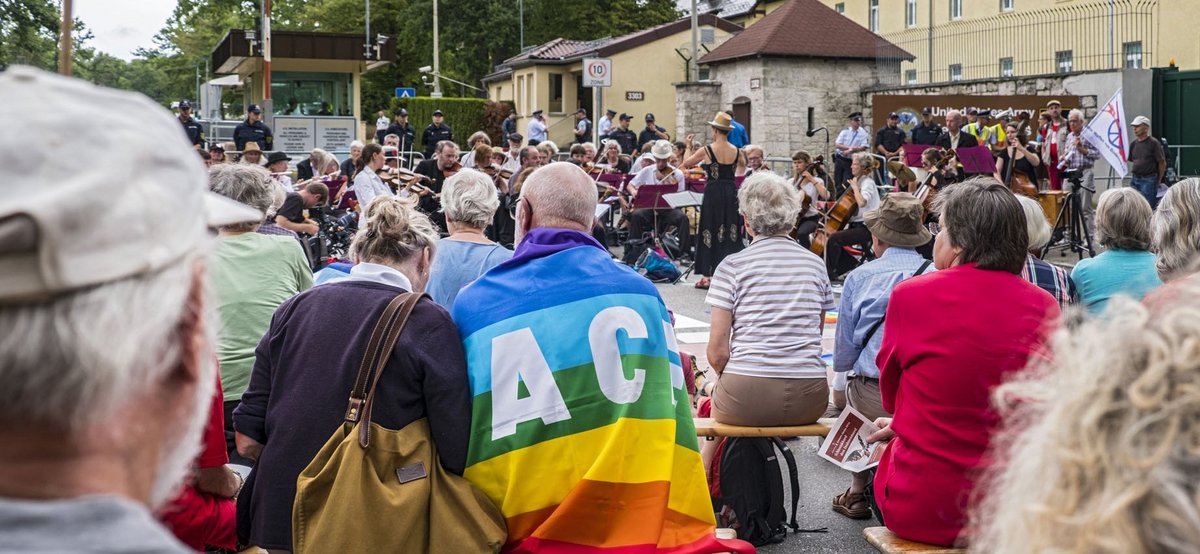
[58,0,73,76]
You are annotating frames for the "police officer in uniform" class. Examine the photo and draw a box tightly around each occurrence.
[385,107,417,159]
[422,109,453,158]
[233,104,273,152]
[608,113,638,155]
[911,107,942,146]
[637,113,669,151]
[177,100,204,149]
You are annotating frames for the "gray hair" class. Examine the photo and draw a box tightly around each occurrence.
[935,176,1029,273]
[738,172,799,236]
[1068,108,1085,122]
[1016,195,1053,252]
[443,170,500,229]
[466,131,491,147]
[1153,178,1200,280]
[350,196,439,266]
[1095,187,1152,251]
[349,140,365,150]
[209,164,274,229]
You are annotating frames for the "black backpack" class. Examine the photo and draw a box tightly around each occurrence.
[710,437,801,546]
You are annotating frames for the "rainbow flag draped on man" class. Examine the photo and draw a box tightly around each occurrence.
[452,228,750,553]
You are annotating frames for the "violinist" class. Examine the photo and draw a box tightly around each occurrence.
[596,140,631,174]
[351,143,393,211]
[625,140,690,259]
[792,150,830,249]
[823,152,881,281]
[568,144,589,166]
[414,139,461,232]
[994,122,1041,194]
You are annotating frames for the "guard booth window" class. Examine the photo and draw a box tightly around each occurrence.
[549,73,564,113]
[270,71,353,116]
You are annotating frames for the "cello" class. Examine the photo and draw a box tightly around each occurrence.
[1003,121,1038,198]
[808,182,859,257]
[914,149,957,217]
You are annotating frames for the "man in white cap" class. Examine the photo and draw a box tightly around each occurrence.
[0,66,262,551]
[1127,115,1165,209]
[625,139,689,258]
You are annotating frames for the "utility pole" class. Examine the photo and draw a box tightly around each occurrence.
[690,0,698,81]
[432,0,443,97]
[58,0,73,76]
[262,0,274,119]
[519,0,524,50]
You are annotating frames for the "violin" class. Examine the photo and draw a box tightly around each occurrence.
[441,160,462,179]
[914,150,957,216]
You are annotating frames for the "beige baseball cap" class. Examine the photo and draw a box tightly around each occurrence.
[0,66,261,303]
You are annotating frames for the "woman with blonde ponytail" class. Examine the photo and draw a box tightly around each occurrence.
[232,195,472,551]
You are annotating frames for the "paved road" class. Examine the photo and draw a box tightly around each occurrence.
[654,276,878,554]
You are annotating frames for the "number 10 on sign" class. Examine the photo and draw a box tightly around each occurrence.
[582,58,612,88]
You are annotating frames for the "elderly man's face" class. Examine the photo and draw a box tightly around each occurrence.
[1134,123,1149,139]
[746,151,764,170]
[583,145,596,160]
[946,113,962,131]
[438,146,459,166]
[1068,113,1083,132]
[350,145,362,160]
[385,136,399,147]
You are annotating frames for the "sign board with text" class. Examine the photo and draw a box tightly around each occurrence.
[582,58,612,88]
[272,116,357,153]
[625,91,645,102]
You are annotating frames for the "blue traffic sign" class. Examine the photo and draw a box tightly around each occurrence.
[395,87,417,98]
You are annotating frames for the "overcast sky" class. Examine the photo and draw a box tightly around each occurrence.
[75,0,177,60]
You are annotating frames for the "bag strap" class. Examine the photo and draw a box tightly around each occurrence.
[343,292,423,448]
[858,259,932,349]
[769,437,801,531]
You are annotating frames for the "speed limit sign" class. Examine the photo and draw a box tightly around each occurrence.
[582,58,612,88]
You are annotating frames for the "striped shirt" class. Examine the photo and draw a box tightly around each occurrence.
[706,236,834,379]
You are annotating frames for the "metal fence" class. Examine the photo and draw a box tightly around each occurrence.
[876,0,1158,86]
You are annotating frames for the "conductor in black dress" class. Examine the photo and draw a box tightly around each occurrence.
[680,111,747,289]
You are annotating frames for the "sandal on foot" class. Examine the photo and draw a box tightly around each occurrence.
[832,488,872,519]
[694,277,711,289]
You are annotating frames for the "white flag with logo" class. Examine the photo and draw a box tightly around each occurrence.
[1082,89,1129,177]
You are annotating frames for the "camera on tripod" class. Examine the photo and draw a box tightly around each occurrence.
[1058,168,1093,193]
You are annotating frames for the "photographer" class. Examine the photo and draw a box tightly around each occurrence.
[1057,109,1100,242]
[274,182,329,236]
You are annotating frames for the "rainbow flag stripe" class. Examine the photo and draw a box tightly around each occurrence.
[453,231,729,553]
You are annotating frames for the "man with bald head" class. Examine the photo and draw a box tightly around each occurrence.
[452,163,742,552]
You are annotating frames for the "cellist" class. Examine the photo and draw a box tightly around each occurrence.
[822,152,881,281]
[792,150,830,249]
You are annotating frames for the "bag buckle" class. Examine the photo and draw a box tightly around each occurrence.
[345,397,364,422]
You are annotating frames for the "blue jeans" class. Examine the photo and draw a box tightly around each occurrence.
[1131,175,1159,209]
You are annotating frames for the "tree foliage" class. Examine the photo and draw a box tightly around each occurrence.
[2,0,681,116]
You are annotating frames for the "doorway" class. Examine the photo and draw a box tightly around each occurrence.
[732,97,751,142]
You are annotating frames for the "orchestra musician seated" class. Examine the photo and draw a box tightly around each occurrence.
[625,140,690,258]
[596,140,632,174]
[791,150,830,249]
[822,152,882,281]
[414,140,462,232]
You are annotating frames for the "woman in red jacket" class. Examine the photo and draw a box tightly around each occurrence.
[868,177,1061,547]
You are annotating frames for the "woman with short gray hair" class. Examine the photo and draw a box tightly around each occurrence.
[207,163,312,463]
[1152,177,1200,281]
[426,170,513,308]
[1015,195,1077,308]
[702,171,833,463]
[1071,187,1161,313]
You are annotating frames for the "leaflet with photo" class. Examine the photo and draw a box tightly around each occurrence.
[818,406,887,472]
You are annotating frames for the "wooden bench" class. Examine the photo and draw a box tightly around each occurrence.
[693,417,835,438]
[863,527,966,554]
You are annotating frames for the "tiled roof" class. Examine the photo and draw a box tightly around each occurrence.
[698,0,914,65]
[503,38,605,64]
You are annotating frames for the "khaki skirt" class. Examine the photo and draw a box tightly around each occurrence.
[711,372,828,427]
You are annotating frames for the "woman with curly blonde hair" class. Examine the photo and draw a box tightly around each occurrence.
[970,278,1200,553]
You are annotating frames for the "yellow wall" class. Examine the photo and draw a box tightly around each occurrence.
[487,23,735,147]
[816,0,1194,83]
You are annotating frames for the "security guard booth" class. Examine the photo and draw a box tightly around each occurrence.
[210,29,395,157]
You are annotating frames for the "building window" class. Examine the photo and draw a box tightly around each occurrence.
[1001,0,1014,11]
[1000,57,1014,77]
[699,67,711,81]
[269,71,353,116]
[1123,41,1144,68]
[905,69,918,85]
[950,0,962,20]
[869,0,879,32]
[1056,50,1073,74]
[835,3,845,14]
[549,73,563,113]
[949,64,963,81]
[906,0,918,28]
[701,28,715,44]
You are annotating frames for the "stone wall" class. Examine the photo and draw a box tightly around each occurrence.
[674,81,724,145]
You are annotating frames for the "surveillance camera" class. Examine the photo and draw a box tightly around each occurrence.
[418,65,432,73]
[376,34,388,44]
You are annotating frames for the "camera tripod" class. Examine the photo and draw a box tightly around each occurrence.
[1044,171,1095,260]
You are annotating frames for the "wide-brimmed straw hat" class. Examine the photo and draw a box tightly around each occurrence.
[863,192,932,248]
[708,111,733,131]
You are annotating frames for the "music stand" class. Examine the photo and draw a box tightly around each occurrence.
[902,144,931,167]
[663,190,704,209]
[955,145,996,174]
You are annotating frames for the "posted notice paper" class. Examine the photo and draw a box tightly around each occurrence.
[818,406,887,472]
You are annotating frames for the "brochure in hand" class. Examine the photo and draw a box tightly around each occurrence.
[817,406,887,472]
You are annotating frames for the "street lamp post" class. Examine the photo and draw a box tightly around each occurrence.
[432,0,443,98]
